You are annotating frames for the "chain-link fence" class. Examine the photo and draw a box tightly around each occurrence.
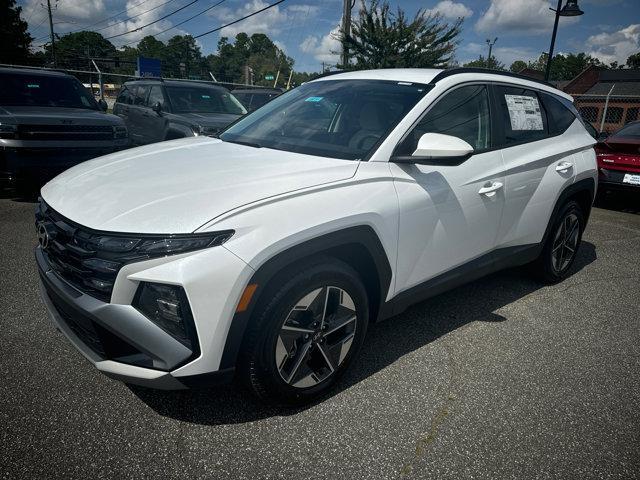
[573,86,640,135]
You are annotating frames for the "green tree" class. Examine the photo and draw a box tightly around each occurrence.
[46,31,116,71]
[627,52,640,68]
[207,33,293,86]
[526,52,606,80]
[463,55,505,71]
[137,36,166,60]
[509,60,528,73]
[0,0,33,64]
[340,0,462,69]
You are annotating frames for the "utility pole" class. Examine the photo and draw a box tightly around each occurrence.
[341,0,352,68]
[46,0,56,66]
[486,37,497,69]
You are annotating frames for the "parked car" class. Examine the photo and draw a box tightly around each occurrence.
[595,121,640,190]
[232,88,282,112]
[113,79,247,145]
[0,67,129,191]
[36,68,597,405]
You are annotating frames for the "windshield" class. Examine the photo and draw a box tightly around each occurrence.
[0,72,99,109]
[165,86,247,115]
[220,79,431,160]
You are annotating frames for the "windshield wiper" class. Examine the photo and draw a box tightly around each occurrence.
[223,138,262,148]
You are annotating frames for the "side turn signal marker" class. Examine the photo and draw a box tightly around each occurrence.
[236,283,258,312]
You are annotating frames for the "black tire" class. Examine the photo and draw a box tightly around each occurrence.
[238,257,369,406]
[532,200,584,284]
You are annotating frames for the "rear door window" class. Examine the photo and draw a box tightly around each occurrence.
[495,85,547,146]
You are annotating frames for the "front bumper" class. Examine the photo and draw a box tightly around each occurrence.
[36,241,253,389]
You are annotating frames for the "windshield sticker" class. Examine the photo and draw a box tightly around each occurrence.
[27,83,40,88]
[201,95,211,99]
[505,94,543,131]
[305,96,323,102]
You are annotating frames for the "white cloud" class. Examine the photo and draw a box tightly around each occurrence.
[475,0,579,36]
[586,24,640,64]
[300,25,341,64]
[210,1,317,39]
[425,1,473,20]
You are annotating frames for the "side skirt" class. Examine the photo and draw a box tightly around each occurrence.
[379,243,541,320]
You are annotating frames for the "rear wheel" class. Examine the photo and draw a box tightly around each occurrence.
[532,200,584,283]
[239,258,368,405]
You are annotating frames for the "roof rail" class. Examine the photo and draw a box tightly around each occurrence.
[431,68,556,89]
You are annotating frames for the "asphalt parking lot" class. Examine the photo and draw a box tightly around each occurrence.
[1,192,639,480]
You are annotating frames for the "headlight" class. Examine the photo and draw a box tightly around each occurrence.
[133,282,198,351]
[113,125,128,139]
[0,123,17,139]
[193,125,219,137]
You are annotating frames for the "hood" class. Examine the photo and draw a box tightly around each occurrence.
[173,112,241,128]
[0,106,123,126]
[41,137,358,234]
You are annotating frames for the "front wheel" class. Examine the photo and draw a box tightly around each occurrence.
[238,259,369,406]
[532,200,584,283]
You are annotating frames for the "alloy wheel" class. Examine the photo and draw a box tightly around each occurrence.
[551,212,580,273]
[275,286,357,388]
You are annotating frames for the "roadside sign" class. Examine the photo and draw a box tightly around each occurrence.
[265,74,274,80]
[136,57,161,78]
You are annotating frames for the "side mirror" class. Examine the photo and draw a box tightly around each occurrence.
[152,101,163,114]
[97,98,108,112]
[391,133,474,165]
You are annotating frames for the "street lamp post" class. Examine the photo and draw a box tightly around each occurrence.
[544,0,584,81]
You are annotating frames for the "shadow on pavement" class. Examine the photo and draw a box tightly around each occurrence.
[595,189,640,215]
[131,241,597,425]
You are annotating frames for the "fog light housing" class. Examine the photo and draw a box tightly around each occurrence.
[133,282,199,353]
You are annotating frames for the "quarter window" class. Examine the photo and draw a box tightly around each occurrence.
[395,84,491,155]
[495,86,547,146]
[541,92,576,135]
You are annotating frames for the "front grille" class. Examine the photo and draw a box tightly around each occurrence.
[18,124,114,141]
[35,203,139,302]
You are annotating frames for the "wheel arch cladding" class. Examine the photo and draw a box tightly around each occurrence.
[218,225,392,371]
[543,177,595,246]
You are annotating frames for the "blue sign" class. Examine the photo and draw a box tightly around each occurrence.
[136,56,161,78]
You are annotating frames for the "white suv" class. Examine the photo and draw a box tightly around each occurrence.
[36,68,597,404]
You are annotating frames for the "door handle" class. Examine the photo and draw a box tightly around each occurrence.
[555,161,574,173]
[478,181,503,197]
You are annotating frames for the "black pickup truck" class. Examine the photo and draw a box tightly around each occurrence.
[0,67,129,191]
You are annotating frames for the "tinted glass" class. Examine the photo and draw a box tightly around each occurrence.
[116,86,131,105]
[541,92,576,135]
[147,85,166,108]
[0,71,98,109]
[166,86,246,114]
[496,86,547,145]
[133,85,148,106]
[611,122,640,138]
[221,80,431,160]
[396,84,491,155]
[250,92,280,109]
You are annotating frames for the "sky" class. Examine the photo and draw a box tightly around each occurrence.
[18,0,640,72]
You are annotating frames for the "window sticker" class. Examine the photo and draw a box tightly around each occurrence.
[201,95,211,99]
[505,94,543,131]
[305,96,323,102]
[27,83,40,88]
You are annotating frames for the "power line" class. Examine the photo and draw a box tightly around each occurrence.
[123,0,226,46]
[104,0,200,40]
[33,0,179,44]
[192,0,285,40]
